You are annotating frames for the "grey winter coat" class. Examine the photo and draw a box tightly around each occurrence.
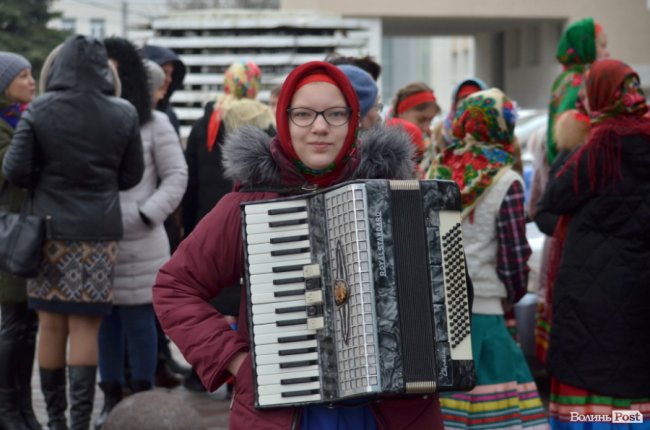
[112,111,187,305]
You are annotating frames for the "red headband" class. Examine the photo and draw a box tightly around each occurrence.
[295,73,338,91]
[397,91,436,115]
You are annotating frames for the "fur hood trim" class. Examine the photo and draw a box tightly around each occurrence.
[104,37,152,125]
[223,125,415,187]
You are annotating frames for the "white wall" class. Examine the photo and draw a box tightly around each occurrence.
[49,0,167,39]
[381,36,475,113]
[503,21,561,108]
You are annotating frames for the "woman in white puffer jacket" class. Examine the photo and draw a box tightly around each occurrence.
[96,36,188,430]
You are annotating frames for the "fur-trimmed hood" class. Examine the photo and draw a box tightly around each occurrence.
[223,125,415,188]
[104,37,152,125]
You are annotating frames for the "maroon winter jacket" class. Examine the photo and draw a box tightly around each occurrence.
[153,71,444,428]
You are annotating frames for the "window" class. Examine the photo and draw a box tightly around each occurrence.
[508,29,521,68]
[60,18,76,33]
[526,25,541,66]
[90,19,105,40]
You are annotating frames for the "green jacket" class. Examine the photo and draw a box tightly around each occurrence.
[0,96,28,303]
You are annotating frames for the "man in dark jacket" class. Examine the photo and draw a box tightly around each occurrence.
[142,45,186,134]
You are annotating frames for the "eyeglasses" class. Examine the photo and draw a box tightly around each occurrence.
[287,107,352,127]
[374,102,384,112]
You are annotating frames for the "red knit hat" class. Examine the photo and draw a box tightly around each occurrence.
[386,118,425,154]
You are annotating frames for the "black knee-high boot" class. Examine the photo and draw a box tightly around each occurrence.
[0,386,31,430]
[0,303,35,430]
[68,365,96,430]
[40,367,69,430]
[14,306,42,430]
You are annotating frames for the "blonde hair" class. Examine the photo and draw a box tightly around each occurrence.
[223,98,275,132]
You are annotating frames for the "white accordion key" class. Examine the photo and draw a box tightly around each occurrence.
[257,369,320,386]
[257,380,321,396]
[255,339,317,356]
[255,351,318,366]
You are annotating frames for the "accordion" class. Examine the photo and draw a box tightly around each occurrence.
[241,179,475,409]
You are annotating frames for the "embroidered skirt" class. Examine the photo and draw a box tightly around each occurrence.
[440,314,549,430]
[548,379,650,430]
[27,240,118,316]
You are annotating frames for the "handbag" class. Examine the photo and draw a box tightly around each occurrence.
[0,181,45,277]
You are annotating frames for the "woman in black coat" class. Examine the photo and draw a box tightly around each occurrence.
[536,59,650,426]
[2,35,143,430]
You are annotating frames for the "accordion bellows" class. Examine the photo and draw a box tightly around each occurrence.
[241,179,476,409]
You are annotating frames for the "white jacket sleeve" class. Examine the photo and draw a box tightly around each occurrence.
[139,112,188,226]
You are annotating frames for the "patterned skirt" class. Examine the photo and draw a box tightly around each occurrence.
[27,240,118,316]
[549,379,650,430]
[440,314,549,430]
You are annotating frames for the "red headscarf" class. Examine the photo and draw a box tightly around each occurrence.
[273,61,360,188]
[559,59,650,192]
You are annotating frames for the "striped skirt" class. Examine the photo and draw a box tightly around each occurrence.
[549,379,650,430]
[440,314,548,430]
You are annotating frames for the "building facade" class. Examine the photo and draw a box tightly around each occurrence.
[147,9,375,138]
[281,0,650,109]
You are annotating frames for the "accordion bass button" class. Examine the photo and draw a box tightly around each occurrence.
[307,317,324,330]
[303,264,321,279]
[305,290,323,305]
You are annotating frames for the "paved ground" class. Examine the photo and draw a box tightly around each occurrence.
[30,342,231,430]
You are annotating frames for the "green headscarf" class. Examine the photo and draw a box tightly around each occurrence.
[547,17,597,164]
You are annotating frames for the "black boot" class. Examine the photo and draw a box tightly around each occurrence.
[15,308,42,430]
[17,385,43,430]
[129,379,152,393]
[154,359,182,389]
[93,381,122,430]
[68,366,96,430]
[40,367,69,430]
[183,369,206,392]
[0,303,36,430]
[0,387,31,430]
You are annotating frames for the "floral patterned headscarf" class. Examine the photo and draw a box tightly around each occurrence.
[224,60,261,99]
[433,88,517,217]
[441,77,488,148]
[547,17,598,164]
[207,60,263,151]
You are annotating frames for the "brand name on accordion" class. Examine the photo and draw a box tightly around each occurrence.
[374,211,386,277]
